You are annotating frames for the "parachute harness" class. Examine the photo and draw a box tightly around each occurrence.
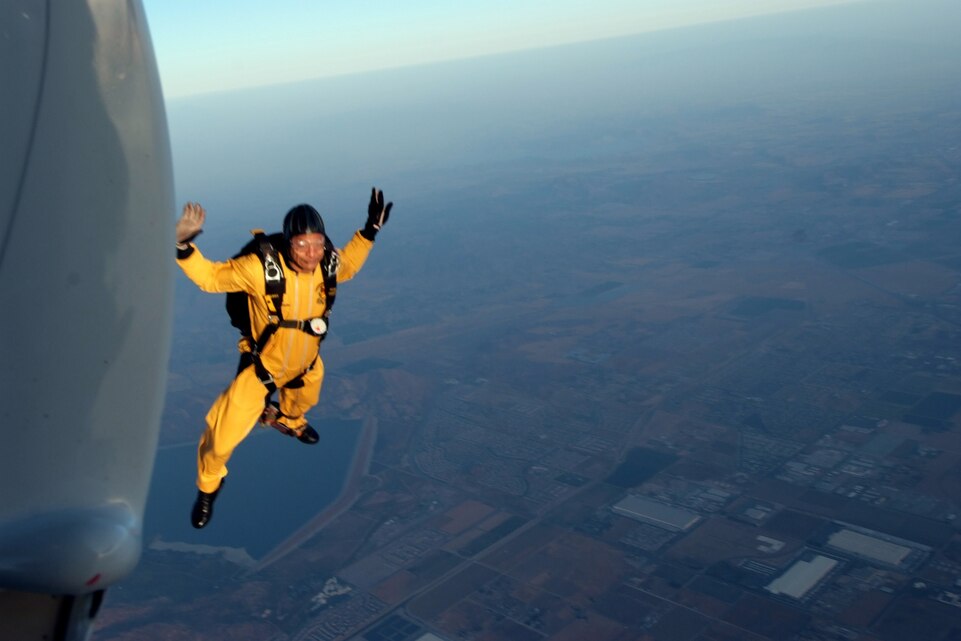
[238,230,338,394]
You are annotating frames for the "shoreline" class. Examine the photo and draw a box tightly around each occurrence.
[246,414,378,574]
[149,538,257,568]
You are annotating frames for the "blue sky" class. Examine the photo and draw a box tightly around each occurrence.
[142,0,863,98]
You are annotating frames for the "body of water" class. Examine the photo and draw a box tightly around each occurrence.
[143,417,361,560]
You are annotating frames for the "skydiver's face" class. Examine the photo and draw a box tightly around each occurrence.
[288,233,326,273]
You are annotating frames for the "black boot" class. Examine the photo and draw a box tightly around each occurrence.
[191,479,224,529]
[296,424,319,445]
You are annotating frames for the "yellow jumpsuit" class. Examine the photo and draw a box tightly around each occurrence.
[177,231,372,492]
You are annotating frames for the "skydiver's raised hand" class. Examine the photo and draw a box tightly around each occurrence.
[362,187,393,240]
[176,202,206,244]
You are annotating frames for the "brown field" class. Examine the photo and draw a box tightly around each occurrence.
[434,499,497,534]
[407,563,499,621]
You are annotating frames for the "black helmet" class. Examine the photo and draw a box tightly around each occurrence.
[283,204,326,240]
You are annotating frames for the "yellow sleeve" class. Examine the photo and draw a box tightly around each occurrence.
[176,245,263,294]
[335,231,374,282]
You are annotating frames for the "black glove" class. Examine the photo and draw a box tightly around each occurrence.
[362,187,392,240]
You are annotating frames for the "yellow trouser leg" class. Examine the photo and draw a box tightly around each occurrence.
[278,357,325,430]
[197,366,268,493]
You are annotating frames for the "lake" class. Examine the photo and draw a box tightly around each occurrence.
[143,417,361,560]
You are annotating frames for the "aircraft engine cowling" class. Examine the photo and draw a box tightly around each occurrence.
[0,0,173,600]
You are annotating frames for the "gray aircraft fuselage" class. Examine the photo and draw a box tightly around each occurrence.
[0,0,173,638]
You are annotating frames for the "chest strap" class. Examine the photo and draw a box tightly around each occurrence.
[277,317,328,337]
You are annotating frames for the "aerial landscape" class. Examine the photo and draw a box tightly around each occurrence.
[97,2,961,640]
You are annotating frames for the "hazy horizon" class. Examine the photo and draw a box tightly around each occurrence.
[164,0,960,234]
[146,0,879,98]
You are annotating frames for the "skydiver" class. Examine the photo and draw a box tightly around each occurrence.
[174,188,393,528]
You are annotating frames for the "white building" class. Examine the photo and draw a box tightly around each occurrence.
[827,529,912,567]
[766,554,838,600]
[612,495,701,531]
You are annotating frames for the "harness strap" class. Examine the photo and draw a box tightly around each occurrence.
[252,356,277,395]
[254,321,280,355]
[277,318,328,337]
[240,346,318,393]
